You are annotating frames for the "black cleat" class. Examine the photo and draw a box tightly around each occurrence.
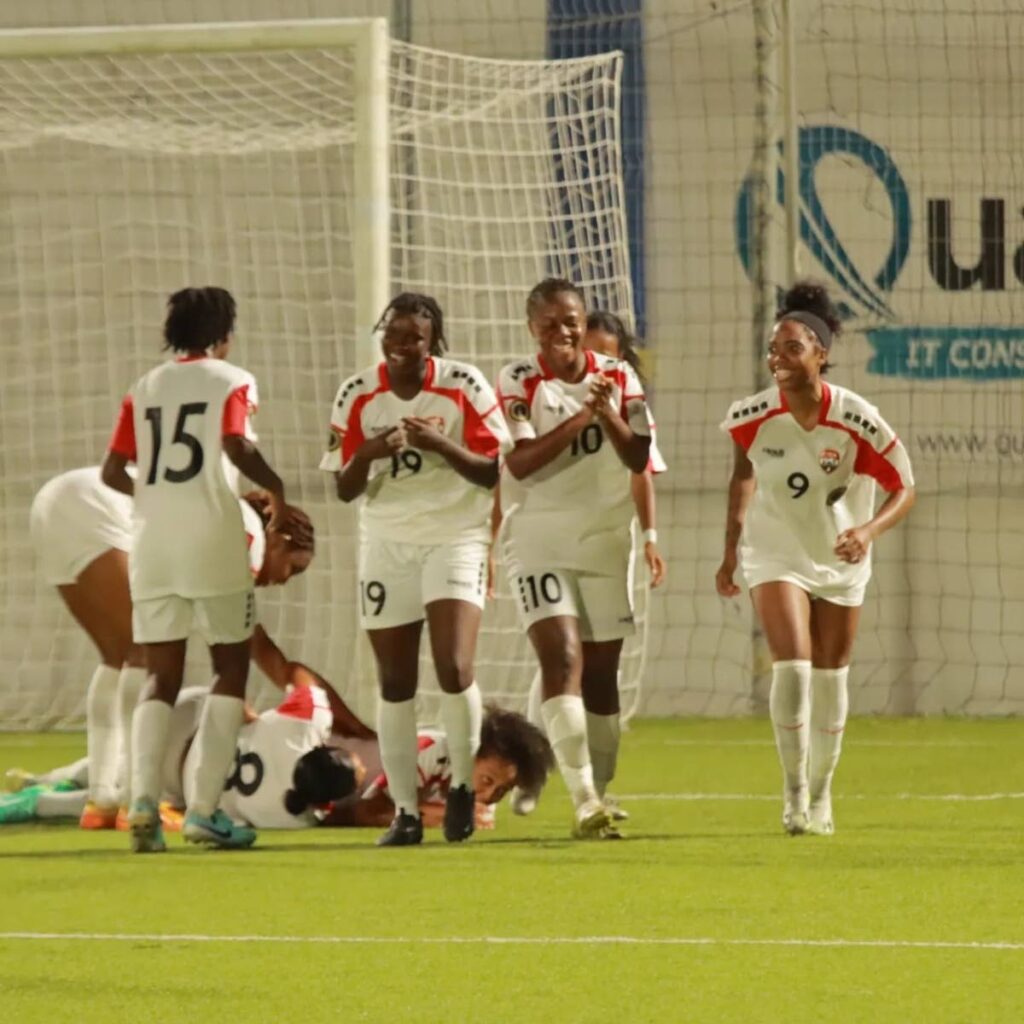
[376,811,423,847]
[443,784,476,843]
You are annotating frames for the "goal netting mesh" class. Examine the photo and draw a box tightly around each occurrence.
[0,25,642,729]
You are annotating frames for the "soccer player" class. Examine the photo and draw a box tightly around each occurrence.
[505,309,668,817]
[102,285,290,852]
[321,293,511,847]
[715,281,915,836]
[496,279,653,839]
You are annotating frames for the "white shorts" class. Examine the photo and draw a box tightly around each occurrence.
[507,567,635,642]
[357,538,487,630]
[30,468,133,586]
[133,589,256,645]
[743,566,867,608]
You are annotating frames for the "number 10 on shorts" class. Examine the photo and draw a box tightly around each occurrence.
[516,572,563,614]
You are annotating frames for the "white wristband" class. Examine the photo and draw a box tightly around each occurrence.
[643,528,658,545]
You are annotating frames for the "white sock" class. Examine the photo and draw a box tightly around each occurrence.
[36,789,89,819]
[439,682,482,790]
[809,666,850,807]
[525,670,543,728]
[187,694,245,818]
[85,664,120,807]
[116,666,147,807]
[586,711,621,798]
[377,697,420,819]
[130,698,173,806]
[769,660,812,808]
[35,757,89,788]
[541,694,597,810]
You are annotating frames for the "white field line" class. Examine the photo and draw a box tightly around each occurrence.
[620,792,1024,802]
[0,932,1021,952]
[658,739,997,748]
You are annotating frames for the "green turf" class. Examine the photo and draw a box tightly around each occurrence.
[2,718,1023,1023]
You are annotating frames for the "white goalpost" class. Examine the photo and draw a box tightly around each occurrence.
[0,19,642,729]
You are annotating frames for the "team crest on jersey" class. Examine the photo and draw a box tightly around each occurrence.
[508,399,530,422]
[819,448,841,474]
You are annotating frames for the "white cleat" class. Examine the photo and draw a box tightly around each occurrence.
[782,808,809,835]
[782,785,809,835]
[572,798,611,839]
[806,798,834,836]
[603,795,630,822]
[510,786,538,816]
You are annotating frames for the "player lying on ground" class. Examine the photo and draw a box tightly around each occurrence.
[716,281,915,836]
[29,466,316,832]
[103,285,294,852]
[3,686,553,834]
[321,293,512,847]
[496,280,653,839]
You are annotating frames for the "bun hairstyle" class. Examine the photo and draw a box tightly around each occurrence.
[284,745,358,816]
[776,280,842,373]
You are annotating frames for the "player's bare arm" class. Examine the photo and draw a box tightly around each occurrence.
[401,415,498,488]
[503,405,595,480]
[100,450,134,497]
[222,434,286,531]
[631,471,666,588]
[333,426,404,502]
[716,440,755,597]
[589,376,651,474]
[835,485,916,564]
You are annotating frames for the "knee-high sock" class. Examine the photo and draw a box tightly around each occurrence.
[36,789,89,819]
[541,695,597,810]
[377,697,420,819]
[769,660,811,806]
[809,666,850,806]
[86,664,121,807]
[439,683,482,790]
[525,670,543,728]
[586,711,621,798]
[187,694,245,818]
[115,666,147,806]
[130,698,173,807]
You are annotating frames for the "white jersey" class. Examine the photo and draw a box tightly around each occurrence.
[109,355,258,600]
[319,356,511,545]
[363,730,451,805]
[217,685,334,829]
[240,498,266,579]
[30,466,133,585]
[722,381,914,597]
[496,350,653,575]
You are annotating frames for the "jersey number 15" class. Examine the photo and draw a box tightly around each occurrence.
[144,402,207,485]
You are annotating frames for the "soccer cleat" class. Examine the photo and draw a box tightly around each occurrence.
[183,809,256,849]
[4,768,37,793]
[376,811,424,847]
[603,795,630,822]
[0,784,45,824]
[443,784,475,843]
[571,798,611,839]
[807,797,834,836]
[159,802,184,833]
[79,801,119,830]
[510,786,538,816]
[782,808,809,836]
[128,798,167,853]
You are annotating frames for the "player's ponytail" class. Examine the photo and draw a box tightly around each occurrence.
[284,745,360,817]
[586,310,645,386]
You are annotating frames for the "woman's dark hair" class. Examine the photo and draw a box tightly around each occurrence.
[374,292,447,355]
[526,277,586,320]
[284,745,358,816]
[243,491,315,571]
[163,286,236,353]
[776,279,841,373]
[587,310,645,385]
[478,704,555,796]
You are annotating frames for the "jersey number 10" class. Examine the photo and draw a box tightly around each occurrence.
[143,402,208,485]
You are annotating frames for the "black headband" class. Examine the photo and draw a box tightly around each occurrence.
[779,311,833,350]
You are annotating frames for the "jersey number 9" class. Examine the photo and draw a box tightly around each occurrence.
[787,471,809,499]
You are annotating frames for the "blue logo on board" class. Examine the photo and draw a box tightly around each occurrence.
[735,125,1024,379]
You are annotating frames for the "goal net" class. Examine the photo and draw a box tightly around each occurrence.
[0,20,641,729]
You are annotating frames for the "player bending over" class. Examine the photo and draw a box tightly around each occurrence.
[321,293,511,847]
[102,285,292,852]
[716,281,915,836]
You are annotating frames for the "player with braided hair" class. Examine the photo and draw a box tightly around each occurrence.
[320,293,511,848]
[716,280,916,836]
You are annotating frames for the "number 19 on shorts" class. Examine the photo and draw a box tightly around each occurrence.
[516,572,563,614]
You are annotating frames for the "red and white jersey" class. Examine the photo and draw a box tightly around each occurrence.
[722,381,914,591]
[240,498,266,579]
[218,685,334,829]
[319,356,510,545]
[363,730,451,805]
[496,350,653,574]
[108,355,257,600]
